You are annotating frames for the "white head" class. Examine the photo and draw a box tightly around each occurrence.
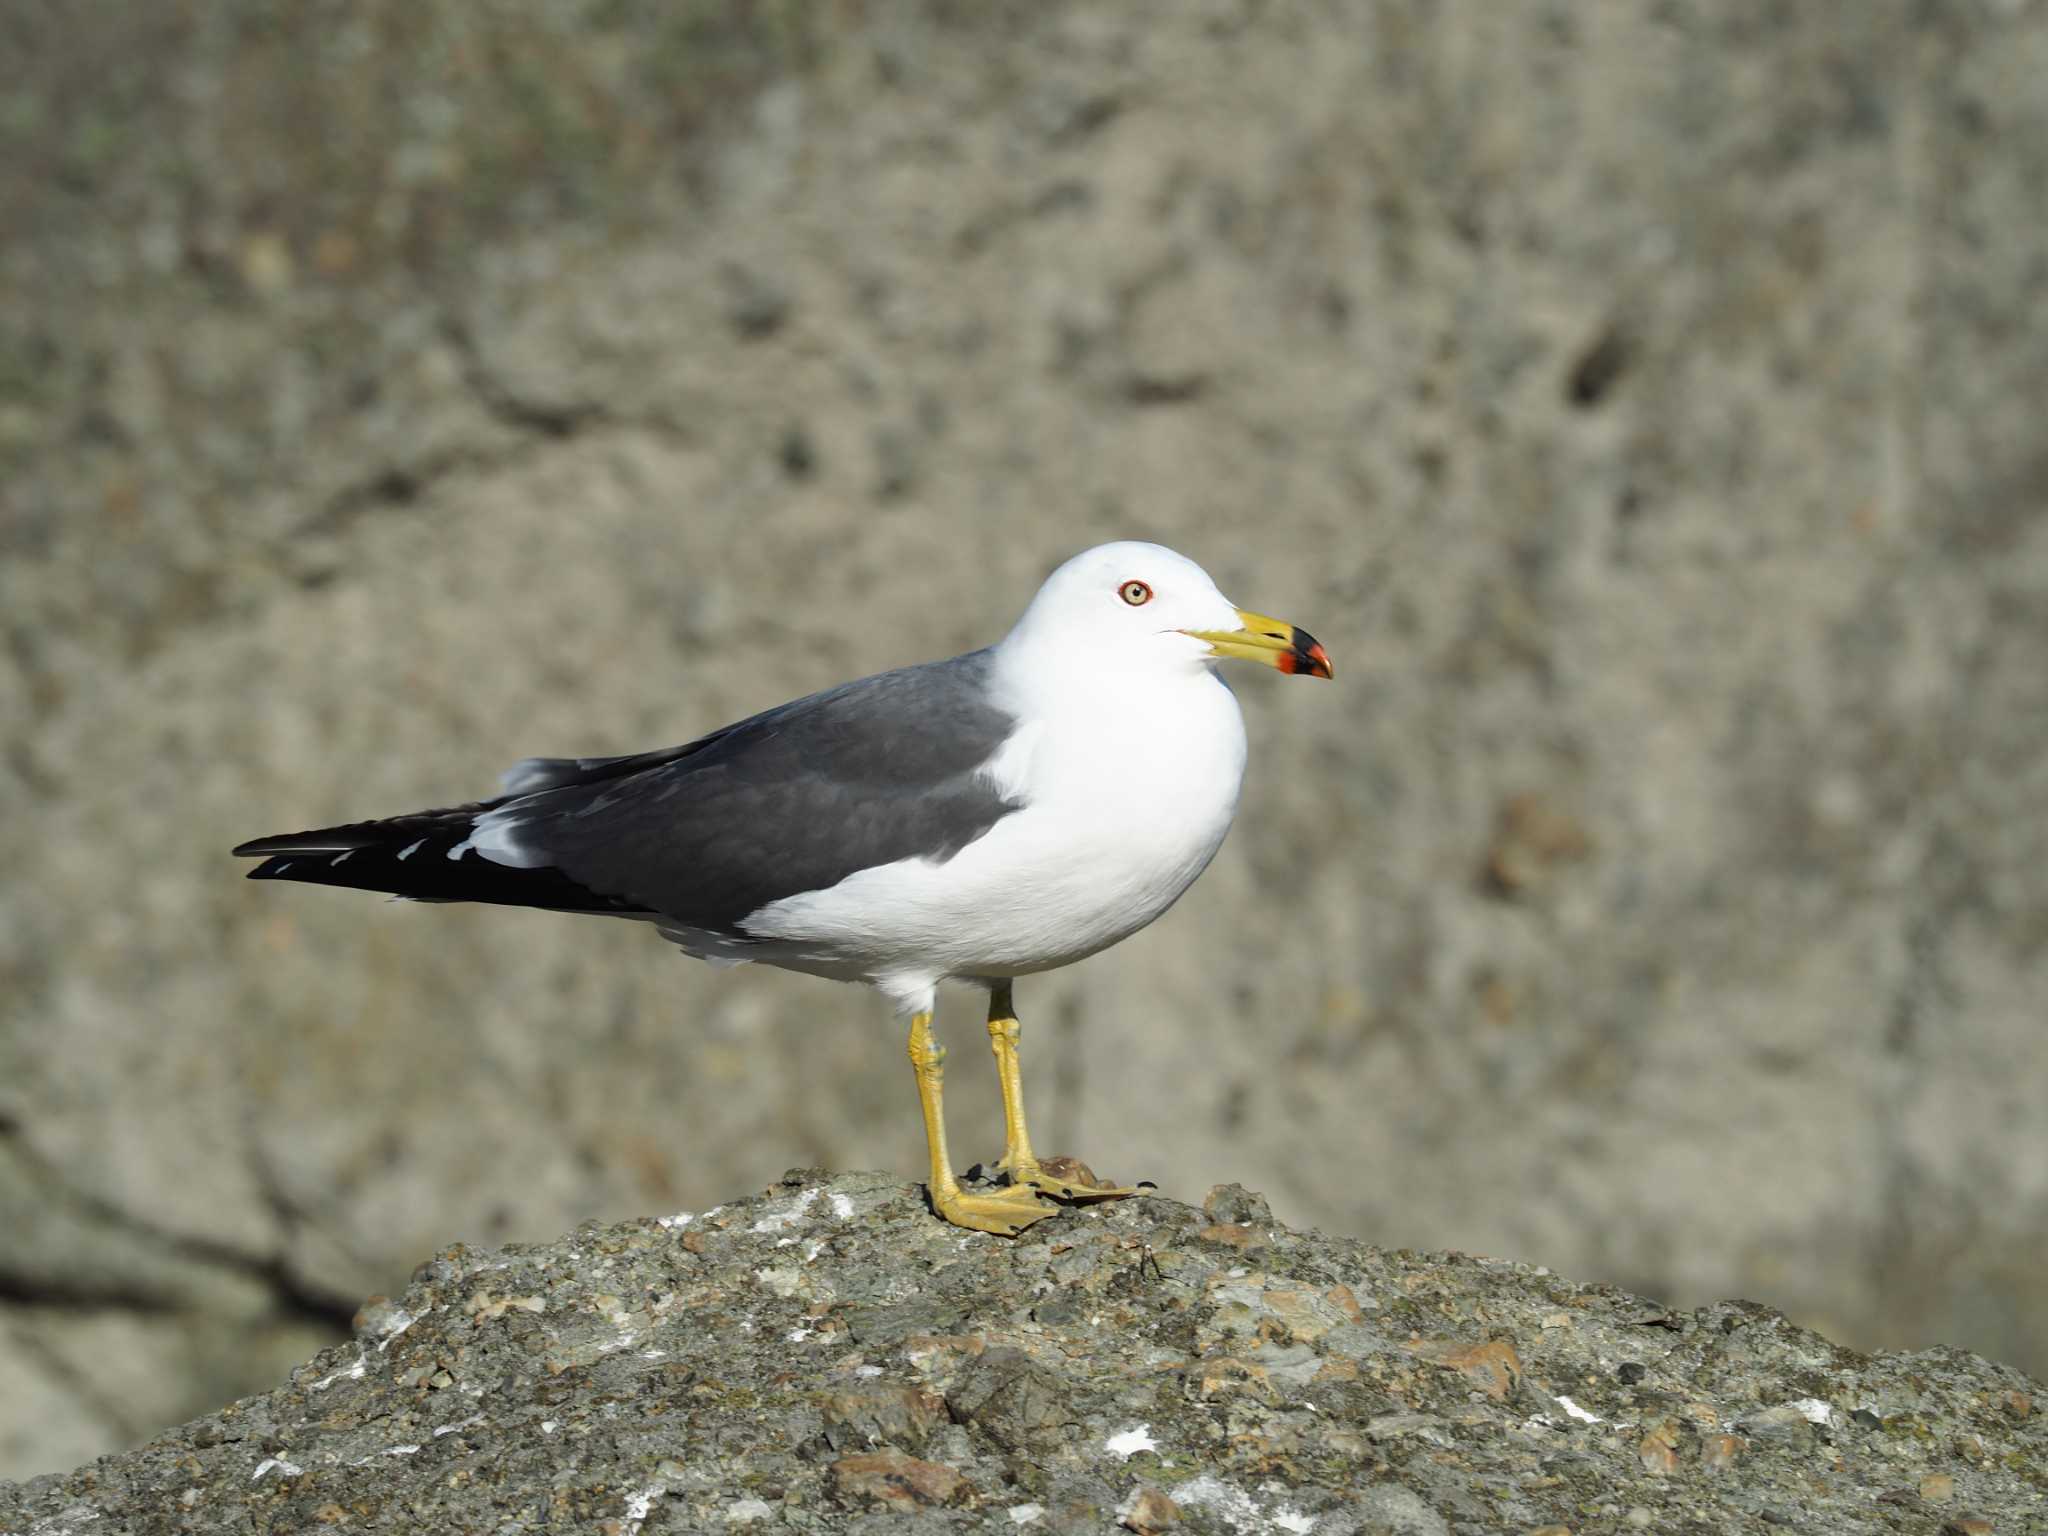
[999,541,1331,684]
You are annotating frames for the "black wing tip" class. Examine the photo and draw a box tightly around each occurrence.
[232,832,656,916]
[232,835,353,859]
[232,820,415,858]
[241,850,331,880]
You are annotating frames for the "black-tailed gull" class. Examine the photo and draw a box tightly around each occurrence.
[234,541,1331,1234]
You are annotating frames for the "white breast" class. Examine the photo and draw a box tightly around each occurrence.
[740,667,1248,990]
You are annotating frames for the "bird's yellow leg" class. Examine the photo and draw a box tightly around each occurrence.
[907,1008,1055,1236]
[986,982,1140,1203]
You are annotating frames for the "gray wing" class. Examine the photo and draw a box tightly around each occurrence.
[485,648,1024,935]
[236,650,1025,932]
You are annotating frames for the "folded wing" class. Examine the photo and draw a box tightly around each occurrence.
[233,651,1025,939]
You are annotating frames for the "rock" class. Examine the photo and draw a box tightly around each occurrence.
[819,1384,949,1454]
[1117,1484,1180,1533]
[944,1346,1075,1455]
[349,1295,418,1341]
[2,1172,2044,1535]
[1700,1432,1744,1470]
[1419,1337,1523,1401]
[828,1449,972,1511]
[1636,1419,1683,1475]
[1352,1483,1452,1536]
[1742,1403,1818,1444]
[1195,1223,1265,1252]
[1201,1183,1275,1227]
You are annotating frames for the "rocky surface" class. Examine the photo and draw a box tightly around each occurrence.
[3,1173,2043,1536]
[8,0,2048,1482]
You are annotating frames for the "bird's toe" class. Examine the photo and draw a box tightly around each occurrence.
[931,1185,1060,1237]
[1001,1153,1146,1204]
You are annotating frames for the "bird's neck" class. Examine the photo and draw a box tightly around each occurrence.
[989,636,1227,725]
[985,638,1247,818]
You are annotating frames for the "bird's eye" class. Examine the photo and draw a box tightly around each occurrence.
[1119,580,1153,606]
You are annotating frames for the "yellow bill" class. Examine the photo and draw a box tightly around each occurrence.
[1182,607,1333,678]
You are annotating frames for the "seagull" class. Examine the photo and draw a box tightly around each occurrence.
[234,542,1330,1235]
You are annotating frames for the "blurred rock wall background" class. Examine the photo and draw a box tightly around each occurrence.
[4,0,2044,1482]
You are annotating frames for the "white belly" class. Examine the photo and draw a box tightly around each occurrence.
[739,670,1248,991]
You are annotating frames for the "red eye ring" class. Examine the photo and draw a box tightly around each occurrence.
[1119,579,1153,606]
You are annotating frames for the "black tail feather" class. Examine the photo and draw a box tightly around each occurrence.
[233,809,649,915]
